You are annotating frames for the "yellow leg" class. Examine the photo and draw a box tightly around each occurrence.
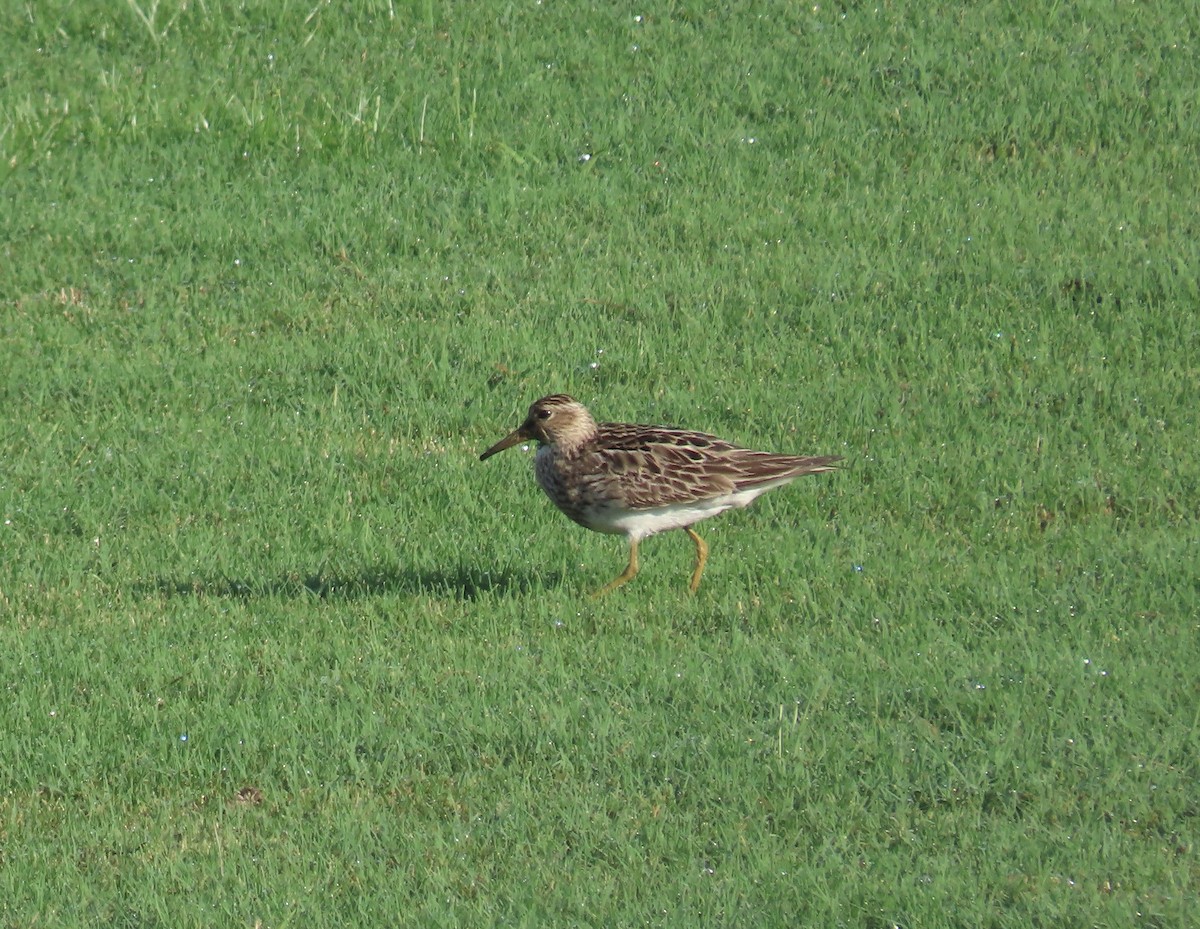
[591,538,639,598]
[685,528,709,593]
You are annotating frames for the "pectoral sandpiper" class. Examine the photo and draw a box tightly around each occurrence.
[480,394,841,595]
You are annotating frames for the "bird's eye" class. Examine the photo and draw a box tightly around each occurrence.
[536,408,551,420]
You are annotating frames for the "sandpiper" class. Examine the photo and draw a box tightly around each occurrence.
[480,394,841,595]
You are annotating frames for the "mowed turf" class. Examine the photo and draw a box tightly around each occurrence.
[2,2,1198,926]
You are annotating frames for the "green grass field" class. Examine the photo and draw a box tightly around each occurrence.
[3,2,1198,925]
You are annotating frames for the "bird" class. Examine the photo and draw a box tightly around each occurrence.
[479,394,841,595]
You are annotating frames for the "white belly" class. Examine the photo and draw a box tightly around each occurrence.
[586,487,772,541]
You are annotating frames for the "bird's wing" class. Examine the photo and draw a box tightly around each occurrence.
[588,424,838,510]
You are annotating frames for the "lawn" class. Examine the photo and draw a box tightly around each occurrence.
[2,2,1198,926]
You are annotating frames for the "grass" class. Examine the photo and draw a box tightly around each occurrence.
[2,1,1198,926]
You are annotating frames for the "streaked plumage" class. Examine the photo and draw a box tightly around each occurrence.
[480,394,841,595]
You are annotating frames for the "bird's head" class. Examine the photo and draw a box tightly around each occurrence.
[479,394,598,460]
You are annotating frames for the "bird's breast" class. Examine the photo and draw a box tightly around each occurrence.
[534,446,621,533]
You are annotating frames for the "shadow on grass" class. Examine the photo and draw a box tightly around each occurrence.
[141,564,556,602]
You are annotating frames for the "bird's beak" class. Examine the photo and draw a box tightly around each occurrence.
[479,424,533,461]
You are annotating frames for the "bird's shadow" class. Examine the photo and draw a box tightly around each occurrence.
[139,563,558,603]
